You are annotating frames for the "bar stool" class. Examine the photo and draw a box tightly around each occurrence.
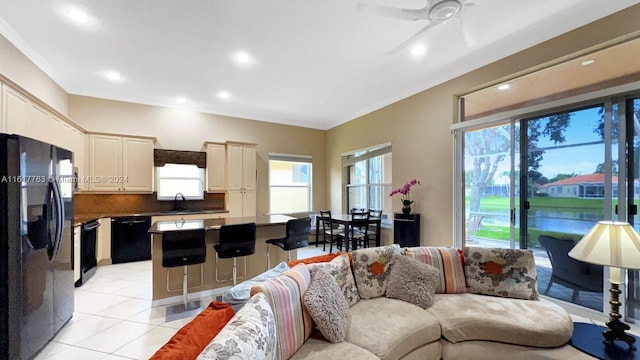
[214,222,256,286]
[162,228,206,311]
[265,217,311,269]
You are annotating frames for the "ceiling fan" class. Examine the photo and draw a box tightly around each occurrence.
[357,0,477,54]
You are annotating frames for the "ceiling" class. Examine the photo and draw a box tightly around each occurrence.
[0,0,638,130]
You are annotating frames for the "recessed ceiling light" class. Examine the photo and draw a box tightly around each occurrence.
[67,9,89,23]
[410,44,427,57]
[498,84,511,91]
[581,59,595,66]
[105,71,121,81]
[176,97,187,104]
[217,91,231,100]
[232,51,254,67]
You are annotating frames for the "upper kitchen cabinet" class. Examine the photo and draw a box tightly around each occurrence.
[225,142,257,217]
[3,84,28,135]
[204,142,226,192]
[88,133,155,192]
[226,142,256,191]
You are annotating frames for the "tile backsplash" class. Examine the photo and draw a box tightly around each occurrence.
[74,192,224,216]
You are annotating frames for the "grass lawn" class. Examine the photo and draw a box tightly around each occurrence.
[469,196,601,245]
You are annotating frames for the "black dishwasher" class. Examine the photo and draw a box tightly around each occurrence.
[111,216,152,264]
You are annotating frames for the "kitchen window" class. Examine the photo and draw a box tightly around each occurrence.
[156,163,204,200]
[269,154,312,214]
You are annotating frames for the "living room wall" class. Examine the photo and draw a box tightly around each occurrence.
[326,4,640,247]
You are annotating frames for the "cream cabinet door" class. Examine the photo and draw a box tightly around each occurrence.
[27,103,52,144]
[227,190,244,218]
[242,145,257,191]
[3,86,28,135]
[206,143,226,192]
[226,143,244,191]
[70,127,86,190]
[122,137,154,192]
[243,190,257,217]
[89,134,123,191]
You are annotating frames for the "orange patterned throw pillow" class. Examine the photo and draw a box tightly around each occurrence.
[352,244,400,299]
[149,302,235,360]
[463,246,539,300]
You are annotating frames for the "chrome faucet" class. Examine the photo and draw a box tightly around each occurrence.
[173,192,186,211]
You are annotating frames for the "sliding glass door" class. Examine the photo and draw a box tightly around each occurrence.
[459,96,640,316]
[523,105,607,311]
[463,123,519,249]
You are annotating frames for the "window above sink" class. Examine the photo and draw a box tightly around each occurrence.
[156,163,204,201]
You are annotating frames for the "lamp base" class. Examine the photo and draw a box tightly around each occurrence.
[604,282,636,351]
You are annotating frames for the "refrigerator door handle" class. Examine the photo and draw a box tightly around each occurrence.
[50,177,64,260]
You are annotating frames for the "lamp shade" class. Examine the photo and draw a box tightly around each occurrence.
[568,221,640,270]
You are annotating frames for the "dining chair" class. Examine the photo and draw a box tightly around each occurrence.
[319,210,344,253]
[349,210,370,250]
[363,209,382,248]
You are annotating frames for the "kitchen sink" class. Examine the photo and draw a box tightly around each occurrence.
[159,210,201,214]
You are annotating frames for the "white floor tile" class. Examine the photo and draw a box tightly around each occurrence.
[126,307,170,326]
[113,326,177,359]
[34,341,72,359]
[96,298,152,320]
[34,342,110,360]
[53,315,121,345]
[74,293,132,314]
[75,321,155,354]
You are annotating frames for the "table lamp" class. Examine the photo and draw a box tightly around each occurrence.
[568,220,640,350]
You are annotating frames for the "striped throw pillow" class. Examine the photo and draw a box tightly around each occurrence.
[403,247,466,294]
[250,263,312,360]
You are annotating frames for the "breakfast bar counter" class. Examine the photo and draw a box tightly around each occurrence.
[149,214,296,302]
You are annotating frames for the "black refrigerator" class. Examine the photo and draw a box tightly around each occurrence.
[0,134,75,360]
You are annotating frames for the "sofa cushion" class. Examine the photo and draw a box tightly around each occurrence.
[304,268,350,343]
[464,246,539,300]
[307,254,360,306]
[352,244,400,300]
[222,262,290,306]
[197,293,276,360]
[346,297,441,360]
[250,263,312,360]
[428,293,573,348]
[386,254,440,309]
[150,302,235,360]
[440,340,593,360]
[290,338,378,360]
[404,247,466,294]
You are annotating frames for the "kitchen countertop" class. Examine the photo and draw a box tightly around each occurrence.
[74,209,229,226]
[148,214,296,233]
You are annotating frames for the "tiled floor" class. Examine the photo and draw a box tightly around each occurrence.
[35,244,638,359]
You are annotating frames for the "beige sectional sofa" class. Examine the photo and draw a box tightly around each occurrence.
[194,245,589,360]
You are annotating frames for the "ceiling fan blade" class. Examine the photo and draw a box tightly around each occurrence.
[458,1,477,47]
[357,1,430,21]
[386,21,436,55]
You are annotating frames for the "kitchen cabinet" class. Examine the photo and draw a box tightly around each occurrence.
[2,83,85,172]
[3,84,28,135]
[88,133,155,192]
[226,142,256,191]
[97,218,111,264]
[205,142,226,192]
[226,142,256,217]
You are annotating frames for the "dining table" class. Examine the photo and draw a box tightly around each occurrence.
[314,213,382,252]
